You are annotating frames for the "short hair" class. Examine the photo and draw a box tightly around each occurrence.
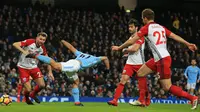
[142,8,155,20]
[37,32,48,38]
[128,19,140,27]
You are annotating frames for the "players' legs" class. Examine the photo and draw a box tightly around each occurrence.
[108,64,133,106]
[29,68,45,103]
[71,74,83,106]
[160,78,197,102]
[158,56,198,109]
[17,80,23,102]
[100,56,110,70]
[18,67,33,104]
[23,81,34,105]
[137,64,154,77]
[137,76,150,106]
[187,83,195,95]
[34,55,62,71]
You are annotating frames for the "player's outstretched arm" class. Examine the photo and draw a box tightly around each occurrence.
[169,33,198,52]
[100,56,110,70]
[61,40,77,54]
[13,42,29,55]
[122,44,141,54]
[112,34,141,51]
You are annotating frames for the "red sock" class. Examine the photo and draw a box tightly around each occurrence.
[17,84,23,102]
[169,85,194,101]
[30,85,40,98]
[138,77,147,102]
[113,83,124,100]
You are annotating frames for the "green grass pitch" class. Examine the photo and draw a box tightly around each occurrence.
[0,102,199,112]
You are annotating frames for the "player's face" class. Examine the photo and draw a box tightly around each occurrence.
[191,60,197,66]
[129,24,136,34]
[36,35,46,47]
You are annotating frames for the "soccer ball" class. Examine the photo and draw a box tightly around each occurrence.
[0,95,12,106]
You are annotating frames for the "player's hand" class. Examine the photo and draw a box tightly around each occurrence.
[187,43,197,52]
[112,46,120,51]
[122,48,128,54]
[47,72,55,81]
[197,80,200,83]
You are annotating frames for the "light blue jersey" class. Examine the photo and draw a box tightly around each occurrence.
[184,66,200,83]
[75,50,101,70]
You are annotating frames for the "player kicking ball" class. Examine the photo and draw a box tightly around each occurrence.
[26,40,110,106]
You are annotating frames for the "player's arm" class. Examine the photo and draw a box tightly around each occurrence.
[61,40,77,54]
[112,26,147,51]
[13,41,29,55]
[184,67,189,79]
[168,33,197,52]
[122,43,141,54]
[118,34,141,50]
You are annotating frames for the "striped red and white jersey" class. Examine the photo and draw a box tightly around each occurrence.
[126,36,145,65]
[137,22,172,62]
[17,39,47,69]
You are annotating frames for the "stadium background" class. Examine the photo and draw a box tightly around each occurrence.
[0,0,200,103]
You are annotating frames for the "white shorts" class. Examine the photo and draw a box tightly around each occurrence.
[60,59,80,73]
[187,83,196,89]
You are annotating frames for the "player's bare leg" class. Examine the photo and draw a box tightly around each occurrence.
[29,77,45,104]
[23,82,34,105]
[72,77,83,106]
[26,54,62,71]
[108,75,130,106]
[100,56,110,70]
[189,88,195,95]
[160,78,198,110]
[137,64,153,77]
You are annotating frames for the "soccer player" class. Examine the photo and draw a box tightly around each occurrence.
[112,8,199,110]
[26,40,110,106]
[184,59,200,95]
[107,19,150,106]
[13,32,54,105]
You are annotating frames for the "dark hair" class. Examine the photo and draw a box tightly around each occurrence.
[191,58,196,61]
[142,8,155,20]
[37,32,48,38]
[128,19,140,27]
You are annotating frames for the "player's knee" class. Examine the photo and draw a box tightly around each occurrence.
[25,88,32,93]
[120,75,129,84]
[52,63,62,71]
[137,71,144,77]
[162,85,171,91]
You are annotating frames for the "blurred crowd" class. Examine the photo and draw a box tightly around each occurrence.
[0,3,200,99]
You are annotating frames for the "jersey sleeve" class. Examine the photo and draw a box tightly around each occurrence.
[135,36,145,45]
[20,39,35,47]
[137,25,148,38]
[74,50,82,56]
[163,27,172,37]
[41,45,47,55]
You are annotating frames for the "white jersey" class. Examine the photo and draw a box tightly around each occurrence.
[126,37,145,65]
[137,22,171,62]
[17,39,47,69]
